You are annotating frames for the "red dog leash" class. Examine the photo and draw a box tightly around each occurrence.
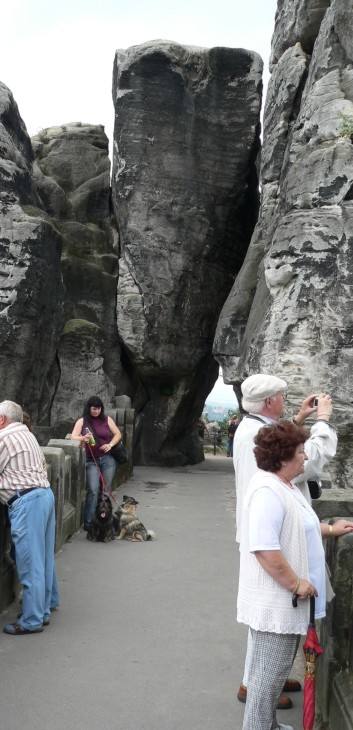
[86,443,117,503]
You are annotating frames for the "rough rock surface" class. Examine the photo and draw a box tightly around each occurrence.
[0,82,65,421]
[31,123,130,430]
[214,0,353,488]
[0,39,262,463]
[112,40,262,464]
[270,0,331,67]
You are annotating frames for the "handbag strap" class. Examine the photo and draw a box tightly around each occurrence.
[84,417,116,502]
[86,415,123,450]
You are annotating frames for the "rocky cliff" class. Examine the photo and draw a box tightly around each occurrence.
[214,0,353,485]
[31,122,130,432]
[0,82,65,423]
[0,92,129,432]
[0,40,262,462]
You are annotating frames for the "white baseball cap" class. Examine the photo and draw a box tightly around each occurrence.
[241,374,288,402]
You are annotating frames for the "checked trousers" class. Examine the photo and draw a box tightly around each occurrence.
[242,628,300,730]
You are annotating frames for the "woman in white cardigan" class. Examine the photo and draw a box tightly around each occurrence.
[237,420,353,730]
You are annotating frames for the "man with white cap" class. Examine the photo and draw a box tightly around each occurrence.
[234,374,336,714]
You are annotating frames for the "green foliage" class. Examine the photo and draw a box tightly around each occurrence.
[61,319,102,338]
[218,409,240,434]
[338,113,353,139]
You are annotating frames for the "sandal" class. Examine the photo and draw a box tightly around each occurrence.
[3,622,43,635]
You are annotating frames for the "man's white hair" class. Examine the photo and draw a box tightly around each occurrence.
[242,393,281,414]
[241,396,265,413]
[0,400,23,423]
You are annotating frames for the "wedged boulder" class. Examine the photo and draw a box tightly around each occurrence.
[112,40,262,464]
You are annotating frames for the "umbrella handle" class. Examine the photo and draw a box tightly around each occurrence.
[292,593,316,623]
[310,595,315,624]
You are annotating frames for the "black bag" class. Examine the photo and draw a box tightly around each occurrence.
[308,479,322,500]
[110,440,129,464]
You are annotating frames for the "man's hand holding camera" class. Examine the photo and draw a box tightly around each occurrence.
[293,392,332,426]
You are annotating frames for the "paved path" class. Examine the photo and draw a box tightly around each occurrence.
[1,456,306,730]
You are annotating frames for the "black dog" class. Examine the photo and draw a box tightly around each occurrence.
[113,495,139,537]
[87,496,114,543]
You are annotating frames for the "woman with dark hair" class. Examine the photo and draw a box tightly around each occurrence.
[71,396,122,530]
[237,420,353,730]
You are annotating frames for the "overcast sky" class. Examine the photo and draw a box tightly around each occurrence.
[1,0,277,149]
[206,373,239,407]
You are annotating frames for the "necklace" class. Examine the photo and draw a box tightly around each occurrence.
[274,473,295,490]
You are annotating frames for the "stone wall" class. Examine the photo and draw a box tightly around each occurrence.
[313,492,353,730]
[0,407,134,612]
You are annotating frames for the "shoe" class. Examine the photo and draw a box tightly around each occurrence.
[277,724,294,730]
[236,684,292,710]
[3,622,43,635]
[237,684,247,703]
[283,678,301,692]
[17,612,50,626]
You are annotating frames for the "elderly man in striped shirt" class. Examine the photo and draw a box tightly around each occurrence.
[0,400,58,635]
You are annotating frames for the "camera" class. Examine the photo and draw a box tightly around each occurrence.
[312,398,318,407]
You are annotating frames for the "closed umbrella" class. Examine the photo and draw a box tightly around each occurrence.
[302,596,323,730]
[293,594,323,730]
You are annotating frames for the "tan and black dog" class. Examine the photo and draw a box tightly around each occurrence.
[116,502,155,541]
[113,495,139,537]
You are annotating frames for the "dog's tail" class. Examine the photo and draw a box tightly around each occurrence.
[147,530,156,540]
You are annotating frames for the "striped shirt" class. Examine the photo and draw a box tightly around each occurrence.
[0,421,50,504]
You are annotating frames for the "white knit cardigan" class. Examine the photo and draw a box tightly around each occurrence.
[237,470,312,635]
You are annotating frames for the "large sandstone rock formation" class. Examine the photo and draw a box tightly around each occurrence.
[0,100,130,431]
[112,40,262,464]
[214,0,353,485]
[0,82,65,422]
[31,123,130,432]
[0,40,262,463]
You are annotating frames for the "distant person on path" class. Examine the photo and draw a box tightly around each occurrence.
[0,400,58,635]
[234,373,337,709]
[71,396,122,530]
[237,420,353,730]
[227,415,239,457]
[197,418,208,439]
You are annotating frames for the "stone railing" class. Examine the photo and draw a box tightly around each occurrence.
[313,490,353,730]
[0,405,134,612]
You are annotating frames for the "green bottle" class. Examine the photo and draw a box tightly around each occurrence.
[85,427,95,446]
